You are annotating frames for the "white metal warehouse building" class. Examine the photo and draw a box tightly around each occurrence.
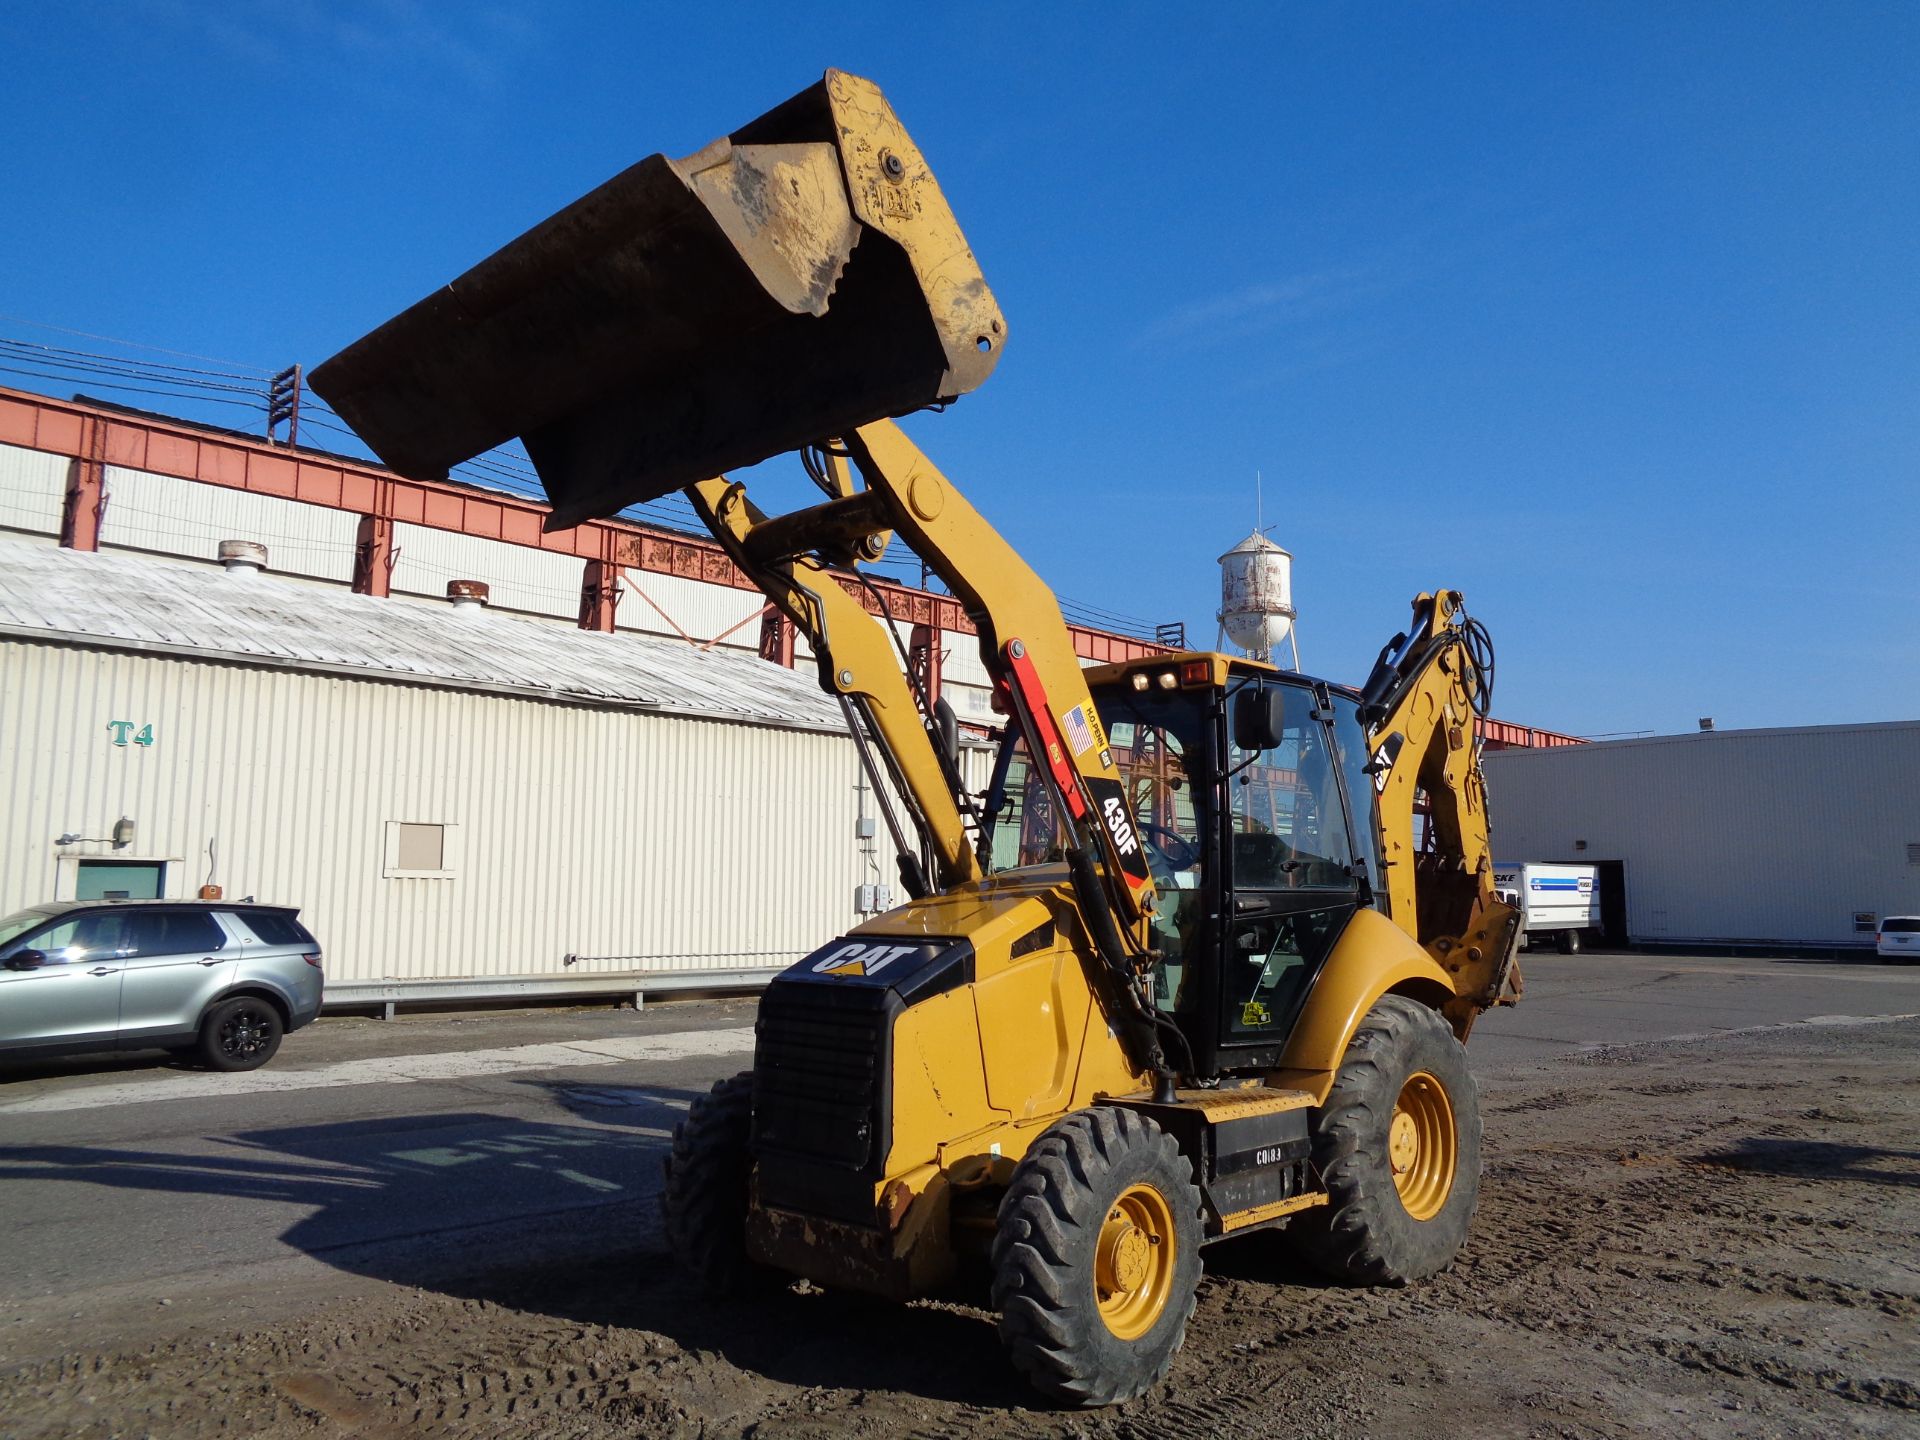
[0,383,1585,1003]
[1484,722,1920,951]
[0,536,950,1006]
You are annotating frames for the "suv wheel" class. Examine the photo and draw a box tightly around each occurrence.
[197,997,284,1072]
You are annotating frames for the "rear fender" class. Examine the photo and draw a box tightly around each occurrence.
[1267,908,1457,1104]
[209,982,295,1029]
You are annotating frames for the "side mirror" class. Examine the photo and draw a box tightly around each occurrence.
[5,949,49,971]
[1233,687,1287,753]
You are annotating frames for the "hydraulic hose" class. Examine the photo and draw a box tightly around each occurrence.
[1067,846,1178,1103]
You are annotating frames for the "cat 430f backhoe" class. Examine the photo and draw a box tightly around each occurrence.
[312,70,1523,1407]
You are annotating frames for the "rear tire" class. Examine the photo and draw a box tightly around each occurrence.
[1557,928,1582,955]
[991,1107,1203,1406]
[662,1072,774,1295]
[1290,995,1481,1285]
[196,997,283,1071]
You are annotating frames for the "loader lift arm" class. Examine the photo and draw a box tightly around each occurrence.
[688,419,1180,1093]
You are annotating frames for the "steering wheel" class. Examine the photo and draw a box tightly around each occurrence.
[1140,822,1198,874]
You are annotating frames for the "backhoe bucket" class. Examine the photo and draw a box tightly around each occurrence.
[309,70,1004,528]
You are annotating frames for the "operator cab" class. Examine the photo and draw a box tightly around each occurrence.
[982,653,1384,1080]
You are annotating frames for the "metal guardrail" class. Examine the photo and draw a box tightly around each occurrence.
[323,966,786,1019]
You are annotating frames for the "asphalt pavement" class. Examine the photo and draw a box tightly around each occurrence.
[1,952,1914,1365]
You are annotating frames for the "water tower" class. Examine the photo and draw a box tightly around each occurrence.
[1216,531,1300,669]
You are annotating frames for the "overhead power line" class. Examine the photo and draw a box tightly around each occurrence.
[0,312,277,375]
[0,315,1163,637]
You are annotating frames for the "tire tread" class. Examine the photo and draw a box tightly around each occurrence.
[661,1071,771,1295]
[990,1107,1202,1407]
[1291,995,1482,1286]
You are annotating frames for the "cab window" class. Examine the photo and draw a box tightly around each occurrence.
[1328,693,1386,889]
[1227,692,1353,889]
[1093,684,1213,1018]
[985,735,1067,872]
[1221,681,1359,1047]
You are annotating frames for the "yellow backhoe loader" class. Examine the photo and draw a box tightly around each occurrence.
[312,70,1523,1406]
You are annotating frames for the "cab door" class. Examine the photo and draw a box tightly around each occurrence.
[1214,684,1361,1067]
[0,911,134,1050]
[114,910,235,1047]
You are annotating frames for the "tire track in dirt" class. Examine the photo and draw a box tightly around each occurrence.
[4,1021,1917,1439]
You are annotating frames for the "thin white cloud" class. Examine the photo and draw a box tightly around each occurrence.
[123,0,534,92]
[1136,262,1404,351]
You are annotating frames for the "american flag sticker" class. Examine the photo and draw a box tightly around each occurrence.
[1063,704,1097,756]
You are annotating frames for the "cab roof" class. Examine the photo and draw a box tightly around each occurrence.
[1084,650,1361,701]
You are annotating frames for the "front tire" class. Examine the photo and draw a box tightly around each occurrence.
[197,997,283,1071]
[661,1072,773,1295]
[991,1107,1203,1406]
[1291,995,1481,1285]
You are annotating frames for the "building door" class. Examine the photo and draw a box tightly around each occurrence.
[1597,860,1628,948]
[75,861,164,901]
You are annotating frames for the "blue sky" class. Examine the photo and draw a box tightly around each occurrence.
[2,3,1914,736]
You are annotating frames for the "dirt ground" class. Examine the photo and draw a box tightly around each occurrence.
[3,1017,1916,1440]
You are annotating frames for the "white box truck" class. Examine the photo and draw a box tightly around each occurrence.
[1494,861,1602,953]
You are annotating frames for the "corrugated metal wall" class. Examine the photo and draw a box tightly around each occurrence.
[101,467,358,582]
[941,628,998,728]
[1484,724,1920,946]
[4,449,1071,721]
[0,638,880,984]
[391,522,582,622]
[0,443,65,539]
[617,570,768,650]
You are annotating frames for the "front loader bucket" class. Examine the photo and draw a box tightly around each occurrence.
[310,70,1004,528]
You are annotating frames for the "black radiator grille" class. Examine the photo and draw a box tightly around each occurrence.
[752,983,893,1176]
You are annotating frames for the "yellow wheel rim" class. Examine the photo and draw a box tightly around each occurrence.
[1390,1071,1457,1221]
[1094,1183,1177,1341]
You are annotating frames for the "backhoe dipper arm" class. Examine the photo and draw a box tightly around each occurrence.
[1361,590,1522,1035]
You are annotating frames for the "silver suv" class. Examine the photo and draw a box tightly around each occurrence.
[0,900,323,1071]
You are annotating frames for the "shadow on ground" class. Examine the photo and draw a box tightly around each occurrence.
[1696,1136,1920,1188]
[0,1089,1032,1409]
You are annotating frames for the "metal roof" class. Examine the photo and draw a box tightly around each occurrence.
[0,537,847,734]
[1484,716,1920,758]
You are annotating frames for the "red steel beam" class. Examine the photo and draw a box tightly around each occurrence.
[351,514,394,597]
[1481,717,1585,748]
[759,611,796,668]
[577,559,622,632]
[0,384,1171,663]
[58,415,106,550]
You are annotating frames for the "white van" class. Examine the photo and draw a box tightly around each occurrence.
[1493,862,1602,954]
[1878,917,1920,961]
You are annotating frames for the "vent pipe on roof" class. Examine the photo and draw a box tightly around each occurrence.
[218,539,268,574]
[447,580,491,613]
